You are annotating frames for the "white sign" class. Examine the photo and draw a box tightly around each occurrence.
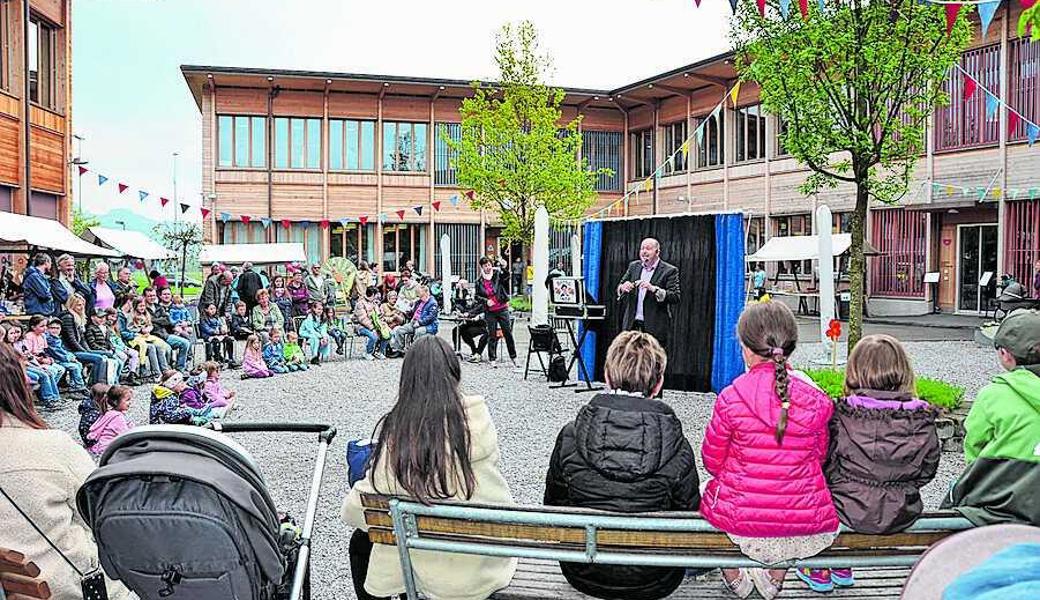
[924,272,941,284]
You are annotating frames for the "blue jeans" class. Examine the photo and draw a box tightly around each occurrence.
[73,351,109,385]
[26,366,59,402]
[357,327,387,356]
[57,361,86,388]
[166,334,192,370]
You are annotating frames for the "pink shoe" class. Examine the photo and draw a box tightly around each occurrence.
[795,568,834,593]
[831,567,855,587]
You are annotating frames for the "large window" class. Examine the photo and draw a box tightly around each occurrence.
[870,208,927,298]
[28,16,56,109]
[935,44,1000,151]
[662,121,687,174]
[382,223,427,272]
[329,222,377,265]
[383,122,428,172]
[581,130,622,191]
[1006,199,1040,289]
[217,115,266,168]
[735,105,766,162]
[435,122,460,185]
[631,129,654,179]
[775,117,790,157]
[746,216,765,257]
[274,117,321,169]
[1009,38,1039,144]
[329,119,375,171]
[697,112,725,168]
[772,214,812,276]
[435,223,480,282]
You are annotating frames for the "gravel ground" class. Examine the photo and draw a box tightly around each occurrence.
[39,336,1001,599]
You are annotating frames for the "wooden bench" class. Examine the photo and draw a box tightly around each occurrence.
[360,494,973,600]
[0,548,50,600]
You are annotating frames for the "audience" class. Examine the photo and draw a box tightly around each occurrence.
[354,286,389,360]
[288,270,310,317]
[283,330,310,371]
[23,253,56,316]
[269,274,295,328]
[90,262,118,313]
[59,294,115,385]
[145,287,192,371]
[200,301,236,366]
[251,288,285,336]
[241,334,274,379]
[236,262,265,313]
[389,284,439,356]
[300,301,332,365]
[85,384,134,458]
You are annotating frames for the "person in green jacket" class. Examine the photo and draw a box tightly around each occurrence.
[947,309,1040,525]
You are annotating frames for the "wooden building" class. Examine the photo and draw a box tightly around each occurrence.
[182,5,1039,315]
[0,0,73,224]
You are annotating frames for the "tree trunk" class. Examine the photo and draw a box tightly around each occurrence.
[848,179,870,349]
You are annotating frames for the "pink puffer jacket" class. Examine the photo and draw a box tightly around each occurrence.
[700,361,839,537]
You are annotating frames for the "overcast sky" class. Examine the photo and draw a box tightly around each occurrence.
[72,0,731,227]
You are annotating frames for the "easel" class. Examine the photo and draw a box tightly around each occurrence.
[548,276,604,393]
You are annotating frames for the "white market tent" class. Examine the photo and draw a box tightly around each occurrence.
[0,211,118,257]
[746,233,853,262]
[82,227,177,260]
[199,242,307,265]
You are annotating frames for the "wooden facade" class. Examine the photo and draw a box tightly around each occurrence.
[184,6,1038,312]
[0,0,72,223]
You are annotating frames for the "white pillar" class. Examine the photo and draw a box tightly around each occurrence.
[816,205,835,350]
[440,234,452,313]
[532,206,550,326]
[570,234,582,277]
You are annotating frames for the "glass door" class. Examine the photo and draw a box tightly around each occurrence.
[957,225,998,312]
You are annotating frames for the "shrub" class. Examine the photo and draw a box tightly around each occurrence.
[509,296,532,313]
[802,368,965,410]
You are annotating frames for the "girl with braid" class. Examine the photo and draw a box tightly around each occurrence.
[701,301,838,600]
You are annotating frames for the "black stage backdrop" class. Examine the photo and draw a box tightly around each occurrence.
[591,215,717,392]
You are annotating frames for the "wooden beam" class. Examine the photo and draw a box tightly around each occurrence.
[655,84,694,97]
[685,74,729,89]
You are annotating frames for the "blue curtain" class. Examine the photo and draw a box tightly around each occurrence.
[579,220,603,382]
[712,213,746,392]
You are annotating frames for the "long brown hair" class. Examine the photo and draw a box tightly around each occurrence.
[371,335,475,504]
[0,342,48,429]
[738,301,799,444]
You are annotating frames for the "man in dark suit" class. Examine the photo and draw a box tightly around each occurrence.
[616,238,681,350]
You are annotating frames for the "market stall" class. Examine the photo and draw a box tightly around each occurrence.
[0,212,119,257]
[82,226,177,260]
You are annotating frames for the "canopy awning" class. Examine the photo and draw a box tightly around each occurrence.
[747,234,870,262]
[82,227,177,260]
[199,243,307,265]
[0,211,119,257]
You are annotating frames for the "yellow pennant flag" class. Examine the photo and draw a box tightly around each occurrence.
[680,140,690,158]
[945,185,955,196]
[643,178,653,192]
[730,81,742,107]
[993,187,1002,199]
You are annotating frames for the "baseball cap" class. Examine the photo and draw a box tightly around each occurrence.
[993,309,1040,365]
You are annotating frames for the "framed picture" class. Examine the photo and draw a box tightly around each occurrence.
[551,276,583,306]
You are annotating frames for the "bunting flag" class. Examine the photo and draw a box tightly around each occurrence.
[1031,188,1039,200]
[1009,111,1020,135]
[359,215,369,226]
[261,217,272,229]
[693,0,700,6]
[465,190,475,200]
[817,0,825,12]
[378,213,387,224]
[160,197,170,207]
[449,195,460,207]
[978,0,1000,37]
[200,207,211,219]
[680,140,690,158]
[117,183,129,194]
[696,126,705,145]
[98,174,108,186]
[432,200,442,211]
[281,219,291,229]
[643,178,653,192]
[798,0,809,17]
[413,205,423,216]
[728,0,738,12]
[241,215,251,224]
[945,4,960,35]
[219,212,231,224]
[994,187,1003,199]
[985,93,999,118]
[320,219,330,229]
[179,203,190,215]
[945,185,955,196]
[78,165,89,176]
[730,81,742,107]
[779,0,791,16]
[1028,124,1040,146]
[339,217,351,227]
[396,209,406,220]
[138,191,148,202]
[756,0,766,16]
[963,76,977,101]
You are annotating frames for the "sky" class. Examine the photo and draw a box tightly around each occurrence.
[72,0,731,230]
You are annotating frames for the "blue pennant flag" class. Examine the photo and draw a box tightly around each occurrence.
[300,220,311,228]
[378,213,387,224]
[985,93,999,119]
[1030,188,1039,200]
[219,212,231,224]
[1027,123,1040,147]
[138,190,148,202]
[98,174,108,186]
[818,0,825,12]
[449,195,459,207]
[728,0,738,12]
[779,0,791,17]
[978,1,1000,38]
[339,217,351,227]
[260,217,272,229]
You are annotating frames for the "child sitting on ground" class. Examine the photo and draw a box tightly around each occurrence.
[808,334,939,593]
[263,327,292,373]
[701,301,838,600]
[283,331,310,371]
[78,383,111,448]
[202,360,236,411]
[150,370,207,425]
[87,385,135,458]
[241,334,273,379]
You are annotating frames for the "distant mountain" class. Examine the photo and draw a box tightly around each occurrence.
[94,209,160,235]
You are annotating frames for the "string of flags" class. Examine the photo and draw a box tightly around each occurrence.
[956,63,1040,146]
[928,179,1040,201]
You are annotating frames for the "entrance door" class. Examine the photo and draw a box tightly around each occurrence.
[957,224,998,313]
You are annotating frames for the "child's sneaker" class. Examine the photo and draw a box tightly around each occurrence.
[831,568,854,587]
[794,568,834,593]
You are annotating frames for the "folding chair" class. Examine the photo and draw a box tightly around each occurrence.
[524,323,563,380]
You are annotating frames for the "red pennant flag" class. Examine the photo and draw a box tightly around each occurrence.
[117,183,129,194]
[241,215,251,224]
[160,197,170,207]
[465,190,475,200]
[756,0,766,15]
[77,165,88,176]
[963,76,977,101]
[395,209,406,220]
[281,219,291,229]
[798,0,809,17]
[200,207,211,219]
[693,0,701,5]
[359,215,369,226]
[1009,111,1020,134]
[432,201,442,211]
[945,5,960,34]
[320,219,330,229]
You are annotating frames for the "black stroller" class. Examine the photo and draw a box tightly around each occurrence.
[76,422,336,600]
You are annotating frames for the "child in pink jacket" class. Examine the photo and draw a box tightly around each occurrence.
[240,334,274,379]
[87,385,134,459]
[701,301,838,600]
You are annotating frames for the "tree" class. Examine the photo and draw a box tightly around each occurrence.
[154,221,203,297]
[1020,4,1039,42]
[70,207,100,237]
[448,21,609,246]
[731,0,970,347]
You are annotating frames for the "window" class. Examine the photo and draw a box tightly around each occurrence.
[735,105,766,162]
[697,112,725,168]
[581,130,622,191]
[935,44,1000,151]
[1009,38,1039,144]
[329,223,377,264]
[329,119,375,171]
[1006,199,1040,288]
[832,212,852,234]
[217,115,266,168]
[662,121,687,174]
[274,117,321,169]
[435,223,480,282]
[28,17,56,109]
[775,117,790,157]
[746,216,765,256]
[383,122,428,172]
[772,214,812,275]
[631,129,654,179]
[870,209,927,298]
[435,122,460,185]
[381,223,427,272]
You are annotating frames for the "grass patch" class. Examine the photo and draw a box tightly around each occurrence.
[802,368,965,410]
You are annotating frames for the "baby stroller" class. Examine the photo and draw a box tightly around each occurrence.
[76,422,336,600]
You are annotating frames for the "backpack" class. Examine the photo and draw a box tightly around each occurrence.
[548,355,569,382]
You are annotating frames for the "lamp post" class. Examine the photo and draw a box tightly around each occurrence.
[172,152,179,222]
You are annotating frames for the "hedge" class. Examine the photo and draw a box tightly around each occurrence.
[802,368,965,410]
